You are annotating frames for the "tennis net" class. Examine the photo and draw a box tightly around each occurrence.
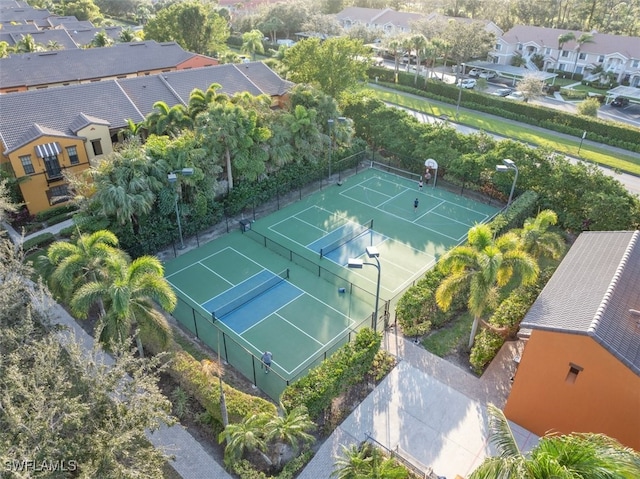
[320,219,373,258]
[213,269,289,319]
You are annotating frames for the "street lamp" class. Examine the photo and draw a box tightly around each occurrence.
[328,117,346,180]
[495,158,518,208]
[167,167,194,249]
[348,246,381,331]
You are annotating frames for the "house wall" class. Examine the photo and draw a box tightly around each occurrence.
[76,124,112,165]
[505,329,640,451]
[178,55,218,69]
[4,136,91,215]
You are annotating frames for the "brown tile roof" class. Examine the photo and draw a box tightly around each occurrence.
[521,231,640,375]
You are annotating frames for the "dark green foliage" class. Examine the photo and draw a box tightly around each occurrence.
[469,330,504,375]
[34,204,76,222]
[280,328,381,419]
[489,191,540,237]
[231,451,313,479]
[22,232,54,251]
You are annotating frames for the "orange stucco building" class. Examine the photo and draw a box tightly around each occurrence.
[505,231,640,451]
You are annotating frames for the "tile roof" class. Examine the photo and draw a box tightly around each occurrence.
[6,28,78,49]
[0,81,144,153]
[0,41,201,89]
[502,25,640,59]
[0,63,292,154]
[64,25,123,47]
[521,231,640,375]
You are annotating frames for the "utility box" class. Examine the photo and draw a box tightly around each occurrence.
[240,219,251,233]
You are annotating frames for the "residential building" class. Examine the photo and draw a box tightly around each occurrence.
[505,231,640,451]
[0,62,292,215]
[0,41,219,93]
[493,25,640,86]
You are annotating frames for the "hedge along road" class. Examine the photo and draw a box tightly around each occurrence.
[366,84,640,196]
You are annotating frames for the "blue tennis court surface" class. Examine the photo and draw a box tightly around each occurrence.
[322,230,387,265]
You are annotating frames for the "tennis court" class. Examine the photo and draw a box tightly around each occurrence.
[165,165,499,399]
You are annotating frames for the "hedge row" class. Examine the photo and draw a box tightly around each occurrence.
[231,452,313,479]
[280,328,380,419]
[490,191,540,237]
[34,204,76,222]
[22,232,55,251]
[170,350,276,426]
[368,67,640,153]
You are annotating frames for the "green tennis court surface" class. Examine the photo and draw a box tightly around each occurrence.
[164,166,499,399]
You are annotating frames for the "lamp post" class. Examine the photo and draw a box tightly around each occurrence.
[167,167,194,249]
[578,130,587,154]
[327,117,346,180]
[495,158,518,208]
[348,246,381,331]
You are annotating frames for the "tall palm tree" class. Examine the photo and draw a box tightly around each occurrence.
[15,34,41,53]
[144,100,191,137]
[118,27,136,43]
[187,83,226,120]
[264,405,315,467]
[436,224,539,348]
[332,443,408,479]
[47,230,125,306]
[241,29,265,60]
[555,32,575,73]
[516,210,565,261]
[384,37,404,80]
[71,254,176,357]
[91,30,113,48]
[409,33,428,85]
[571,33,595,79]
[470,404,640,478]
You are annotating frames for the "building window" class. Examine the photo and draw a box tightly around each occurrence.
[517,43,522,51]
[43,155,62,180]
[633,60,639,68]
[66,146,79,165]
[495,43,501,51]
[20,155,35,175]
[561,50,570,57]
[579,52,587,60]
[565,363,583,384]
[598,55,604,62]
[47,184,69,205]
[545,47,551,55]
[91,139,103,156]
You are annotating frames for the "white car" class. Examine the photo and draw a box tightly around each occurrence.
[505,91,526,101]
[458,78,477,89]
[479,71,497,79]
[468,68,481,77]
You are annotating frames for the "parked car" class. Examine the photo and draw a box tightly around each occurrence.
[458,79,477,89]
[468,68,481,77]
[505,91,526,101]
[611,97,630,107]
[492,88,513,97]
[479,71,497,79]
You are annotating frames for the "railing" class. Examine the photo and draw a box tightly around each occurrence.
[364,433,442,479]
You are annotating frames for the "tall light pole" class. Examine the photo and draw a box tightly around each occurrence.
[167,167,194,249]
[327,117,346,180]
[348,246,381,331]
[495,158,518,208]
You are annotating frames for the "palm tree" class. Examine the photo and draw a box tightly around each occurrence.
[384,37,404,80]
[187,83,226,120]
[218,413,272,468]
[571,33,595,79]
[91,30,113,48]
[555,32,575,73]
[45,40,62,51]
[516,210,565,261]
[470,404,640,478]
[144,100,191,137]
[47,230,125,306]
[118,28,137,43]
[71,254,176,357]
[15,34,41,53]
[264,405,315,468]
[332,443,408,479]
[436,224,539,348]
[241,29,265,60]
[409,33,428,85]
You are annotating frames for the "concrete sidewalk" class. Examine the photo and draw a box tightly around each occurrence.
[299,331,538,479]
[1,218,74,244]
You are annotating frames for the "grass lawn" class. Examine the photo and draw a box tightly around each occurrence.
[366,86,640,176]
[422,312,473,357]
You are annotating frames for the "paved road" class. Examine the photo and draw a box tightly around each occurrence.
[372,84,640,196]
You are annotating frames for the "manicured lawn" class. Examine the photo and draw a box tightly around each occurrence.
[421,312,473,357]
[366,86,640,176]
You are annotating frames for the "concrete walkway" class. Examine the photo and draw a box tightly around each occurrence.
[299,331,538,479]
[47,297,233,479]
[2,217,74,244]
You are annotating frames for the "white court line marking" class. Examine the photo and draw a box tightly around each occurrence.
[273,312,324,346]
[166,246,234,278]
[199,263,234,286]
[200,269,274,308]
[239,289,305,335]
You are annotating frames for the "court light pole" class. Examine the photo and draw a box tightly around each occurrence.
[167,167,194,249]
[327,117,346,180]
[348,246,381,331]
[495,158,518,208]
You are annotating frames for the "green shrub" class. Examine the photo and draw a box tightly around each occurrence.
[489,191,539,237]
[280,328,380,418]
[57,225,77,238]
[22,232,55,251]
[469,329,504,375]
[170,351,276,427]
[45,212,73,226]
[34,204,76,222]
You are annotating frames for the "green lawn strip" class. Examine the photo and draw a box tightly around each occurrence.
[421,312,473,357]
[367,88,640,176]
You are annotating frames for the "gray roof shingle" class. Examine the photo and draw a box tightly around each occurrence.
[0,41,198,89]
[521,231,640,375]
